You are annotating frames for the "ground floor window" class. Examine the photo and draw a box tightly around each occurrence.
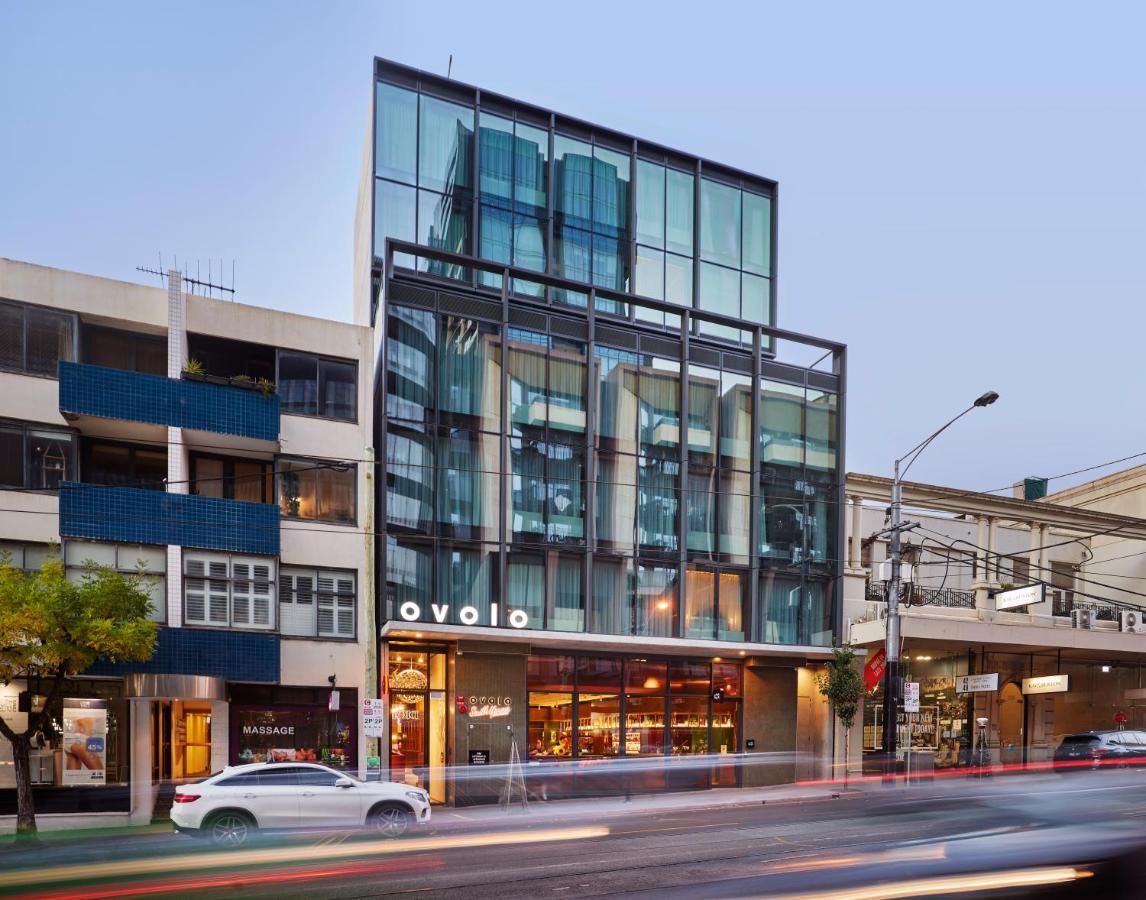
[0,678,128,789]
[526,654,741,764]
[229,684,356,769]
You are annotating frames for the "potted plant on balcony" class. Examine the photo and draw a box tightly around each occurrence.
[229,373,259,391]
[181,358,208,382]
[256,377,276,399]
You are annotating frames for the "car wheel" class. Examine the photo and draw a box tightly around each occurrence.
[369,803,412,838]
[207,811,255,848]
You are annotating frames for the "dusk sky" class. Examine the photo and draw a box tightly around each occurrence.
[4,2,1144,492]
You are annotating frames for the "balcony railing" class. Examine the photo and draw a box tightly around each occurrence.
[59,482,279,556]
[865,580,976,609]
[1052,595,1130,622]
[59,362,279,441]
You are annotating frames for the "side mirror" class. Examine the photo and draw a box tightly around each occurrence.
[335,777,354,788]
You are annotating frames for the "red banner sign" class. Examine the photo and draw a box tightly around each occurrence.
[864,648,887,692]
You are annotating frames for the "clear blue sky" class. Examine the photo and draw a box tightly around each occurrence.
[3,2,1144,491]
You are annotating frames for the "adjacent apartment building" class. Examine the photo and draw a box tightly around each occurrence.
[844,473,1146,773]
[0,259,374,828]
[358,58,847,802]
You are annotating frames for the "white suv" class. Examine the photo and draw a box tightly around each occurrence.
[170,762,431,847]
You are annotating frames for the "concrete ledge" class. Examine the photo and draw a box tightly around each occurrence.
[0,811,133,835]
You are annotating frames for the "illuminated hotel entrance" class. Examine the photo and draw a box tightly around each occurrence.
[387,645,447,803]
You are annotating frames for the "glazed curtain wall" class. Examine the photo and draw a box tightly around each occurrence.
[374,79,773,330]
[384,304,839,646]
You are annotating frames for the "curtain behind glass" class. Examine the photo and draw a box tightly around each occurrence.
[717,571,746,641]
[507,553,544,629]
[552,554,583,632]
[437,546,493,625]
[439,316,500,431]
[684,567,715,639]
[591,557,631,635]
[387,307,435,424]
[764,576,801,645]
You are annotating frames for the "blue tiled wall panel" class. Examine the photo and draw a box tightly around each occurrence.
[59,362,279,441]
[60,482,280,556]
[86,627,280,682]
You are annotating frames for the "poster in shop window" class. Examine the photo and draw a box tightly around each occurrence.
[62,698,107,785]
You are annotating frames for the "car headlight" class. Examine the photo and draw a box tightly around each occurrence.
[405,790,428,803]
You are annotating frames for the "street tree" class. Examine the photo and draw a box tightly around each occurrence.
[817,646,864,787]
[0,552,157,836]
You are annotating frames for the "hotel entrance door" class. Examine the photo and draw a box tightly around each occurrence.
[388,647,447,803]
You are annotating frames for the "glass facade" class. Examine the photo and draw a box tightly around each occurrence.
[373,75,773,332]
[375,62,840,650]
[383,301,840,645]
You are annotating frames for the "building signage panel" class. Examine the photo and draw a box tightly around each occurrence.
[469,749,490,766]
[465,696,512,719]
[903,682,920,713]
[61,698,107,785]
[955,674,999,693]
[864,648,887,692]
[1022,674,1070,695]
[996,584,1046,611]
[363,698,385,737]
[397,601,529,629]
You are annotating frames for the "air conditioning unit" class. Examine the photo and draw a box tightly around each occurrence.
[1071,609,1097,629]
[1121,610,1146,634]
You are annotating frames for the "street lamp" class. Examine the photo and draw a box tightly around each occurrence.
[882,390,998,772]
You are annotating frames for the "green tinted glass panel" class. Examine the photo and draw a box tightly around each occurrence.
[375,179,416,265]
[665,169,694,256]
[636,160,665,249]
[700,179,741,267]
[419,95,474,193]
[742,191,772,276]
[479,113,514,206]
[376,82,417,184]
[514,123,549,215]
[741,272,770,325]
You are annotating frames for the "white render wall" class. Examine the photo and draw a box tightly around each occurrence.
[0,259,375,773]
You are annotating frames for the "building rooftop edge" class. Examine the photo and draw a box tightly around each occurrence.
[373,56,779,192]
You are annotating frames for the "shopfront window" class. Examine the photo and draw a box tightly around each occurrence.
[525,655,740,780]
[233,704,354,769]
[0,679,128,790]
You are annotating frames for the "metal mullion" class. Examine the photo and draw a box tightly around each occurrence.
[585,287,597,634]
[677,309,689,639]
[628,138,638,323]
[498,272,510,628]
[472,90,482,290]
[692,160,702,339]
[833,345,847,644]
[546,113,556,304]
[749,326,762,642]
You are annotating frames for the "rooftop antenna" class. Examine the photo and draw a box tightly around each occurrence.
[447,54,453,79]
[137,253,237,299]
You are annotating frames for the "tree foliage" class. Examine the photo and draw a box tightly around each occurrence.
[0,551,158,835]
[816,647,863,730]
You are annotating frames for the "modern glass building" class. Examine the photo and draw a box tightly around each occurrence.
[357,58,847,803]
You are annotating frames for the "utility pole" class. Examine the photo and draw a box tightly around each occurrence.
[880,391,999,775]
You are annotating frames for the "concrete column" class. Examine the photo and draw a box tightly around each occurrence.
[986,517,998,584]
[210,700,229,772]
[848,496,863,570]
[1028,522,1040,581]
[974,516,988,585]
[129,699,153,826]
[1038,525,1049,576]
[166,270,187,626]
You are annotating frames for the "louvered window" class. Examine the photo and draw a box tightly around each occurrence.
[280,566,355,638]
[279,569,318,636]
[184,553,276,629]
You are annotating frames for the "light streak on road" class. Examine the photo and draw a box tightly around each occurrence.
[765,865,1092,900]
[0,825,610,892]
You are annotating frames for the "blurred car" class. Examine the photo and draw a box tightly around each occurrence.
[170,762,430,847]
[1053,730,1146,769]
